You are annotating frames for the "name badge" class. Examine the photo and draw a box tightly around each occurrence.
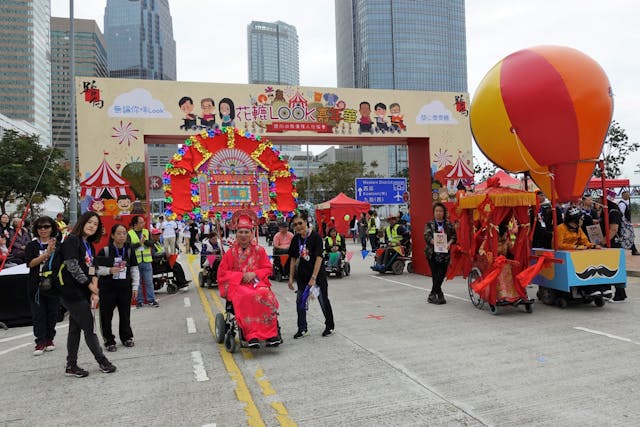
[88,266,95,276]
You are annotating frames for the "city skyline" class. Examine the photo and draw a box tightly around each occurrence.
[248,20,299,86]
[50,0,640,180]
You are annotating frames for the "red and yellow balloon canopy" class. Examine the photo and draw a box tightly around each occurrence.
[470,45,613,202]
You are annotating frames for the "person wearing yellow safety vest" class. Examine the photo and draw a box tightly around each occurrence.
[367,210,380,251]
[324,227,346,269]
[127,215,158,308]
[372,215,408,272]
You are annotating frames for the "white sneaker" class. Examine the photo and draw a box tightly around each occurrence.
[45,341,55,351]
[33,344,45,356]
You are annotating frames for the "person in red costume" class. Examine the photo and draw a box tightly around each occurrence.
[217,212,281,348]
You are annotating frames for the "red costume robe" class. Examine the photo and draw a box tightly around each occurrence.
[217,243,279,341]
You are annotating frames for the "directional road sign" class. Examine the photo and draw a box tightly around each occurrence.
[355,177,407,205]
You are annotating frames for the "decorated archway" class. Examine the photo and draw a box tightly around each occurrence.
[163,127,298,220]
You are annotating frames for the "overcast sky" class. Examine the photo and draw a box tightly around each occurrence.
[51,0,640,181]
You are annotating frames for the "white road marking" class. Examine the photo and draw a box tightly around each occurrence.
[191,351,210,382]
[0,323,69,344]
[184,297,191,307]
[369,275,467,301]
[573,327,640,345]
[201,424,217,427]
[186,317,197,334]
[0,343,31,356]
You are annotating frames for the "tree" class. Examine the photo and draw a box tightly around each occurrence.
[0,130,67,214]
[473,156,497,183]
[296,162,378,202]
[597,120,639,178]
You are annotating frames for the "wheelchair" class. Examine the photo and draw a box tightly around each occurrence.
[271,250,290,282]
[371,239,413,275]
[214,300,282,353]
[198,253,220,288]
[152,254,186,294]
[324,251,351,278]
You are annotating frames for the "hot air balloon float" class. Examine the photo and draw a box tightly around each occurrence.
[453,46,626,313]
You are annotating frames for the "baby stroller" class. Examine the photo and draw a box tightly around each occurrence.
[199,253,220,288]
[371,238,413,275]
[324,251,351,278]
[214,300,282,353]
[152,254,186,294]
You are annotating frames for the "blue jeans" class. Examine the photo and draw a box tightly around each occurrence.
[137,262,156,304]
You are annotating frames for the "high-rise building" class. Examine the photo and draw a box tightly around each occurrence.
[0,0,51,145]
[51,17,108,160]
[336,0,467,176]
[248,21,299,85]
[104,0,176,80]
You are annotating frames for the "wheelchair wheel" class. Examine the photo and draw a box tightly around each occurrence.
[274,269,282,283]
[166,282,178,294]
[198,271,205,287]
[467,267,484,309]
[214,313,226,343]
[406,262,414,274]
[391,260,405,275]
[224,330,237,353]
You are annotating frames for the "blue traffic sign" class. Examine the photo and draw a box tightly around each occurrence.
[355,178,407,205]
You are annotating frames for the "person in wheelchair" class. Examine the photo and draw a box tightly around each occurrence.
[324,227,346,272]
[272,221,293,279]
[200,233,222,286]
[372,215,408,271]
[217,213,281,348]
[150,229,191,288]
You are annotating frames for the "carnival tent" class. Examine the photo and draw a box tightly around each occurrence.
[445,153,474,188]
[476,170,522,190]
[80,158,135,200]
[315,193,370,236]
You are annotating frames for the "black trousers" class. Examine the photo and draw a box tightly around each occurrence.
[29,290,60,345]
[368,234,379,251]
[360,233,368,250]
[428,258,448,295]
[172,263,188,284]
[99,284,133,346]
[61,298,105,366]
[296,275,334,332]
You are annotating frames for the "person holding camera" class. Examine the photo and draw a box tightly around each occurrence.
[25,216,60,356]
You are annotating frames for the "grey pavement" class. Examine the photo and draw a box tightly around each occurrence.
[1,238,639,426]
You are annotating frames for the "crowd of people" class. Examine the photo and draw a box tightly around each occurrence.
[5,187,637,377]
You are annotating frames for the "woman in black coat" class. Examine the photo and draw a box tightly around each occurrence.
[424,202,457,305]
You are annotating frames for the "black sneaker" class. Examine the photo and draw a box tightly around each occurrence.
[150,301,159,308]
[437,293,447,305]
[293,329,308,339]
[98,359,117,373]
[105,344,117,352]
[247,338,260,348]
[427,293,438,304]
[265,336,282,347]
[321,328,334,337]
[65,365,89,378]
[123,339,134,348]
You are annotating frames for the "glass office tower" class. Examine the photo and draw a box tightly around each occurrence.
[0,0,51,145]
[104,0,176,80]
[248,21,299,85]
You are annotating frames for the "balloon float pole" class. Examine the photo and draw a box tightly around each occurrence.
[550,166,558,251]
[599,159,611,247]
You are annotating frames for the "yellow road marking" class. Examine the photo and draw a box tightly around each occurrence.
[189,255,297,427]
[189,258,266,427]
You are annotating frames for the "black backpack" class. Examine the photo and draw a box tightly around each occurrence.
[39,247,64,294]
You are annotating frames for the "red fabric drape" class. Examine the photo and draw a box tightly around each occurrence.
[512,206,532,272]
[516,251,553,291]
[470,255,507,305]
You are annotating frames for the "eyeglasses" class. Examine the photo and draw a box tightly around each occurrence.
[36,224,52,229]
[293,221,305,226]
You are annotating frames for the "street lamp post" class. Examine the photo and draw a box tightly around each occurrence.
[69,0,78,223]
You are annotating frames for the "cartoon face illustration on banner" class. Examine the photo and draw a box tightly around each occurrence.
[470,46,613,201]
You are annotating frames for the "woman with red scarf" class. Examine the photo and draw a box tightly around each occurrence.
[217,213,281,348]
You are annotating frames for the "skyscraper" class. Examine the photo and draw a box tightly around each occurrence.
[104,0,176,80]
[0,0,51,145]
[248,21,299,85]
[51,18,108,160]
[335,0,467,175]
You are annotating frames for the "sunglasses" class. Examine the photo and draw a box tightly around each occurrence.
[293,221,305,226]
[37,224,52,229]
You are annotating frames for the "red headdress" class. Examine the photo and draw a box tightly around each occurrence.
[230,210,258,230]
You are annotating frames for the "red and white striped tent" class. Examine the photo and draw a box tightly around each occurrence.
[80,158,135,200]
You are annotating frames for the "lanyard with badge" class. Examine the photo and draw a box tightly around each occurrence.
[83,240,95,275]
[299,233,310,262]
[113,246,127,280]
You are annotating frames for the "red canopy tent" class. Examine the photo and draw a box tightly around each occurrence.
[586,177,629,190]
[315,193,370,237]
[476,170,523,190]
